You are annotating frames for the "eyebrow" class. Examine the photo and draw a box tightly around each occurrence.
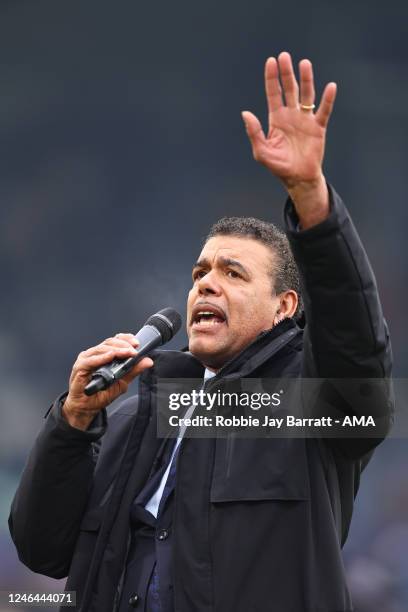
[192,256,250,277]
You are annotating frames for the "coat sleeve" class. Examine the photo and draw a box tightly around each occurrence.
[8,393,107,578]
[284,184,394,458]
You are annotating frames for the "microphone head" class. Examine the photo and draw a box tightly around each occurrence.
[145,307,182,343]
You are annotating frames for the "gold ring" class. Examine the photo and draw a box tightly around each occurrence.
[300,103,315,111]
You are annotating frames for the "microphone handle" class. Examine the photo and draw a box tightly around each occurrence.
[84,326,161,396]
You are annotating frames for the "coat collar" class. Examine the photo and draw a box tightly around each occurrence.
[144,318,302,384]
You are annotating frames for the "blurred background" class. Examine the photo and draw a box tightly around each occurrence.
[0,1,407,610]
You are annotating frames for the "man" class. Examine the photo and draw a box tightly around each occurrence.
[9,52,393,611]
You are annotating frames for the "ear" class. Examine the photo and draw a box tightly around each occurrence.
[273,290,298,324]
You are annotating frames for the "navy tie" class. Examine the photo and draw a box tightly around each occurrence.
[146,380,210,611]
[146,439,180,612]
[157,441,181,517]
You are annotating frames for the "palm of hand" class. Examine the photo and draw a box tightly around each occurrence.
[262,108,326,183]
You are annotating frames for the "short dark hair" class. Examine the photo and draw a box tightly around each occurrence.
[205,216,304,320]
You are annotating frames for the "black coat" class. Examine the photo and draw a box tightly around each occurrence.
[9,187,394,612]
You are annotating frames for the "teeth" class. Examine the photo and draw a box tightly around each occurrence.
[195,317,223,325]
[193,308,225,325]
[196,318,222,325]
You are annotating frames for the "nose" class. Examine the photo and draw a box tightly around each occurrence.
[197,271,222,296]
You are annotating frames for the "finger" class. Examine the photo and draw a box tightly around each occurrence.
[75,346,137,372]
[265,56,283,115]
[74,350,119,373]
[114,333,139,347]
[80,342,137,358]
[72,354,153,396]
[115,378,129,396]
[315,82,337,128]
[241,111,266,160]
[278,51,299,108]
[104,338,138,350]
[241,110,267,161]
[299,59,315,108]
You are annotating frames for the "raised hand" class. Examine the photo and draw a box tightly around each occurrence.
[242,52,337,228]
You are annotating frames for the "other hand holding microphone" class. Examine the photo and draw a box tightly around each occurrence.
[62,307,181,430]
[62,333,154,431]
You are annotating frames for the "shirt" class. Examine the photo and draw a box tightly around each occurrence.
[144,368,215,517]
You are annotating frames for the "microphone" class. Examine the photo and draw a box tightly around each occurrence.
[84,307,182,396]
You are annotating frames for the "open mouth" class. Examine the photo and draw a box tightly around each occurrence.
[191,305,227,329]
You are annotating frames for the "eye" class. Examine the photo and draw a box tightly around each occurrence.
[227,269,240,279]
[193,269,207,281]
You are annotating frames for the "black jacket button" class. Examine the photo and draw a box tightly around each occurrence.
[157,528,169,540]
[128,593,139,607]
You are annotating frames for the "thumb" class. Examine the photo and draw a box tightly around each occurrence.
[241,111,266,163]
[241,111,266,144]
[122,357,154,384]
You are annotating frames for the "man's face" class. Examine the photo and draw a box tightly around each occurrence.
[187,235,281,370]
